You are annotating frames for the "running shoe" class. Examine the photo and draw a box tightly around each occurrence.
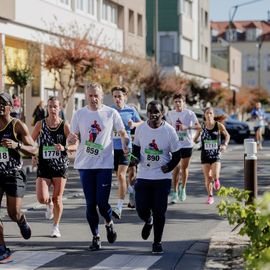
[112,207,122,220]
[89,236,101,251]
[128,192,136,209]
[179,185,187,201]
[170,192,179,204]
[207,196,214,205]
[51,225,61,238]
[45,202,54,220]
[214,179,221,191]
[141,217,153,240]
[17,215,31,240]
[0,245,11,261]
[105,223,117,244]
[127,202,136,209]
[152,242,164,254]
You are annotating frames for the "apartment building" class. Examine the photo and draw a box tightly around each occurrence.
[0,0,146,124]
[146,0,210,80]
[211,20,270,94]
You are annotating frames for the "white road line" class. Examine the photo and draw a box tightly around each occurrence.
[1,251,65,270]
[90,254,161,270]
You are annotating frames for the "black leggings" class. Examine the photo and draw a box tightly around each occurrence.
[135,178,171,243]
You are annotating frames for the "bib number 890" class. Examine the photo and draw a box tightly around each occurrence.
[147,154,159,161]
[86,147,99,155]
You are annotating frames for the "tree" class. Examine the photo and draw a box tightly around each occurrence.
[43,23,105,109]
[91,53,151,94]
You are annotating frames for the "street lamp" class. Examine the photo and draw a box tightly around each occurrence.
[228,0,263,108]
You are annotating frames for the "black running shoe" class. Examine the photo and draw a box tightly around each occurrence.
[105,223,117,244]
[0,245,11,261]
[17,215,31,240]
[141,219,153,240]
[89,236,101,251]
[152,242,164,254]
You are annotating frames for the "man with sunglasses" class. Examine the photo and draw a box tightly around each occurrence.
[0,92,37,261]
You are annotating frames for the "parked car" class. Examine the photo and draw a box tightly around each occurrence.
[224,118,250,144]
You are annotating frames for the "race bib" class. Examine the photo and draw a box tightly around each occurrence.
[178,131,188,141]
[85,140,104,158]
[113,130,120,139]
[204,139,218,150]
[42,146,61,159]
[144,148,163,168]
[0,146,9,162]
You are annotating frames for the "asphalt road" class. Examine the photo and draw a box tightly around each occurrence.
[1,141,269,270]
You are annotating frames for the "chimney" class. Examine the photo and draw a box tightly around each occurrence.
[268,10,270,22]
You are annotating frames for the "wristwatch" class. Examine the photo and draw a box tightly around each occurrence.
[15,141,22,151]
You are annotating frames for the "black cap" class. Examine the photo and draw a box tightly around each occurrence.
[0,92,13,106]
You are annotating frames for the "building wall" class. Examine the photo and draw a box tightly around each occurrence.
[115,0,146,57]
[231,41,270,92]
[0,0,147,127]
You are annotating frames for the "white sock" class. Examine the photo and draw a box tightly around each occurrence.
[127,185,134,194]
[117,199,124,210]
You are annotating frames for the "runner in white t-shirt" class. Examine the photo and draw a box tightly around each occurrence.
[132,100,181,254]
[67,82,129,251]
[166,93,200,203]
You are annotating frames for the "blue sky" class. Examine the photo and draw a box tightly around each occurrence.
[210,0,270,21]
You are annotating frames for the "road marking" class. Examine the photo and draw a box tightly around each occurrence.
[0,251,65,269]
[90,254,161,270]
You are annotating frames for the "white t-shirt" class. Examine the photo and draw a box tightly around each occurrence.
[133,121,181,180]
[70,105,125,169]
[166,109,198,148]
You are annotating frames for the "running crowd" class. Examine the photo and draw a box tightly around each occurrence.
[0,82,231,260]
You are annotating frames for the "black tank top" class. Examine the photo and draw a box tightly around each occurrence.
[38,119,69,171]
[201,121,221,160]
[0,118,22,175]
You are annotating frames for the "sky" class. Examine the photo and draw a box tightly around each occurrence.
[210,0,270,21]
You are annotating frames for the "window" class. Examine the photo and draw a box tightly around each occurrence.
[204,11,208,27]
[137,13,143,36]
[182,38,192,58]
[246,28,261,41]
[76,0,96,16]
[59,0,70,5]
[204,46,208,62]
[247,79,257,87]
[266,54,270,71]
[159,34,176,66]
[102,1,118,25]
[183,0,192,18]
[226,29,237,42]
[129,10,134,33]
[245,54,257,72]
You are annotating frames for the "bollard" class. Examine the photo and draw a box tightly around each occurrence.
[244,141,257,204]
[243,138,255,172]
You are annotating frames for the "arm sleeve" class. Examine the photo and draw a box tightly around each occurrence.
[165,149,181,172]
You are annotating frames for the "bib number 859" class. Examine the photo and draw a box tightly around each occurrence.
[147,154,159,161]
[86,147,99,155]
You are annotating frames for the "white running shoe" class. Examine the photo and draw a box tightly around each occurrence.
[45,202,54,220]
[51,225,61,238]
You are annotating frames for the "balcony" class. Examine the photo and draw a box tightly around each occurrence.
[211,54,228,72]
[159,51,180,66]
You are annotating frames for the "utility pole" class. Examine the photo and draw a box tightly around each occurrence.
[228,0,263,109]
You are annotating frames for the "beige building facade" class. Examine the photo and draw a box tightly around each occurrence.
[211,20,270,93]
[0,0,146,126]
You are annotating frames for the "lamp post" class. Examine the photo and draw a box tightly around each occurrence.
[228,0,263,109]
[256,35,263,91]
